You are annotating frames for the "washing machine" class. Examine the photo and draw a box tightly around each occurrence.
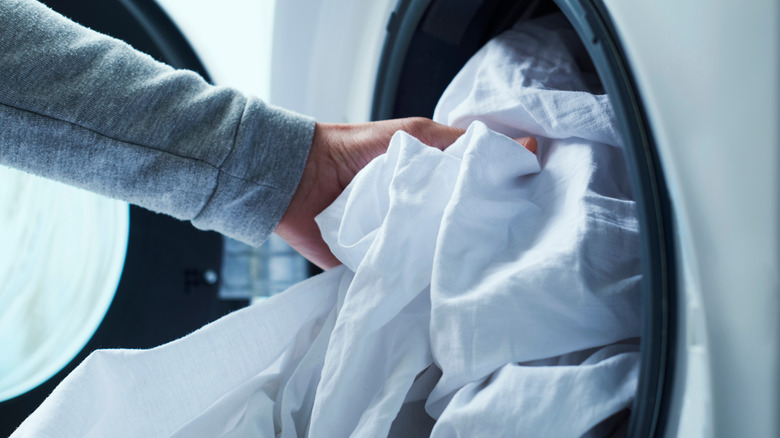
[2,0,778,436]
[260,0,778,436]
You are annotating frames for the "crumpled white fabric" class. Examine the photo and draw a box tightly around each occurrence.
[426,17,642,435]
[433,14,623,148]
[12,266,346,438]
[12,13,641,438]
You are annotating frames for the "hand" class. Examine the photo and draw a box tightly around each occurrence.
[275,117,537,269]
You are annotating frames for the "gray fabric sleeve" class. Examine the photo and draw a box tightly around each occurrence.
[0,0,316,246]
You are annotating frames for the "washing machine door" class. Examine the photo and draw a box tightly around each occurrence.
[554,1,779,436]
[372,1,674,435]
[0,1,246,435]
[371,0,780,437]
[592,1,780,437]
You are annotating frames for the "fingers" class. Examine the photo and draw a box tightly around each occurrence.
[402,117,538,155]
[398,117,466,151]
[426,125,467,150]
[514,136,538,154]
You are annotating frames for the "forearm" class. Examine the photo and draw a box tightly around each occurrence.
[0,0,315,245]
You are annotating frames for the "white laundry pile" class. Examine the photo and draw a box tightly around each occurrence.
[12,14,641,438]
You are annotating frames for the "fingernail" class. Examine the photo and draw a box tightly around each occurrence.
[519,137,538,154]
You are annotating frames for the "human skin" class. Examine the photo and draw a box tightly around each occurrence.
[276,117,538,269]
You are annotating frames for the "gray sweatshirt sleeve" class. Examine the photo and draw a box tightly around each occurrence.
[0,0,316,246]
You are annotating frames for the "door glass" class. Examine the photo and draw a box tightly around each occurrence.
[0,168,128,402]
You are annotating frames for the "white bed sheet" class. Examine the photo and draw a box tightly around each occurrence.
[12,14,641,438]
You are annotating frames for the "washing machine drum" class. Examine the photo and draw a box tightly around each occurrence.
[371,0,673,436]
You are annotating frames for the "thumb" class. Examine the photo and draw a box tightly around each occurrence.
[514,136,538,154]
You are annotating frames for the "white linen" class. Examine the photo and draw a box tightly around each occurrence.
[312,123,542,437]
[433,15,623,148]
[13,13,641,438]
[12,266,346,437]
[432,345,639,437]
[426,17,641,434]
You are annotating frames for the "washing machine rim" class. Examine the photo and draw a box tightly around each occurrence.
[371,1,677,436]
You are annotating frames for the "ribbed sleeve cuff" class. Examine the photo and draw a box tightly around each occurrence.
[192,99,316,246]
